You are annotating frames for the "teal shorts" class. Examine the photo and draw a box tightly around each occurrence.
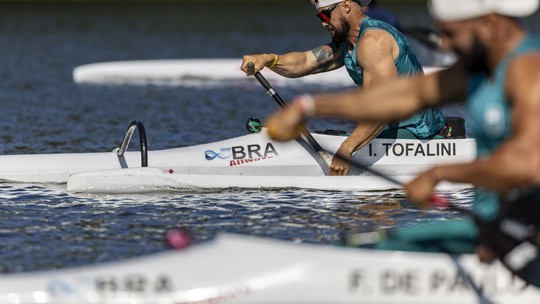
[377,127,445,140]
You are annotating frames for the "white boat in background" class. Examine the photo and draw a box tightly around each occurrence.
[72,58,445,87]
[0,233,538,304]
[0,119,476,193]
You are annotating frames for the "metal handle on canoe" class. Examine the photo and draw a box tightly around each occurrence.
[247,62,332,169]
[117,120,148,167]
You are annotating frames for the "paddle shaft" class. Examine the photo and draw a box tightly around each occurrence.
[249,63,332,167]
[343,152,469,213]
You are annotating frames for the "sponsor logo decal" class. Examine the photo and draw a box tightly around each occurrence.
[205,150,229,160]
[205,143,279,166]
[47,279,80,296]
[96,274,173,293]
[483,103,505,139]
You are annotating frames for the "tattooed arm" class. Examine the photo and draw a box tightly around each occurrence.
[241,42,344,77]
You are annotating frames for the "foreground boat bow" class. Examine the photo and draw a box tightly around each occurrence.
[0,233,538,304]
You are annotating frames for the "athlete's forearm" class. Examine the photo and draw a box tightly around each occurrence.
[268,51,315,78]
[337,122,386,155]
[432,147,540,191]
[242,52,313,77]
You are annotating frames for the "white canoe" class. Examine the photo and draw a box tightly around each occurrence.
[72,58,445,87]
[0,128,476,193]
[1,233,538,304]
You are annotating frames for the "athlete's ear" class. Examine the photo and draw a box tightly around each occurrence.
[342,0,352,14]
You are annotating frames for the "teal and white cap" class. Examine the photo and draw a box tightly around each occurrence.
[429,0,539,22]
[314,0,372,9]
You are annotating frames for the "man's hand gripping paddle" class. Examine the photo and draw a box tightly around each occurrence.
[247,62,333,171]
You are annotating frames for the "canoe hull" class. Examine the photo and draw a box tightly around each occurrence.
[66,167,472,193]
[0,234,538,304]
[0,130,476,192]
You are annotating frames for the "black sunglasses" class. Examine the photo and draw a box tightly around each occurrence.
[316,3,340,23]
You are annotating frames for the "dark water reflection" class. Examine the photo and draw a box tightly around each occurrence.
[0,183,472,272]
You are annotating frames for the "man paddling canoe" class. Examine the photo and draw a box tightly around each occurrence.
[265,0,540,286]
[241,0,446,176]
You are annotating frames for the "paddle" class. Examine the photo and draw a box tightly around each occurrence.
[330,148,470,213]
[247,61,333,170]
[247,62,460,210]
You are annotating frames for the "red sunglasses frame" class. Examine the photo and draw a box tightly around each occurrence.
[316,3,340,23]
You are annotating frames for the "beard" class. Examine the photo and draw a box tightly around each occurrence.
[458,33,489,73]
[331,17,350,45]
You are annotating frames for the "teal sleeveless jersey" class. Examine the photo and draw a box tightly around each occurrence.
[466,35,540,221]
[343,17,446,139]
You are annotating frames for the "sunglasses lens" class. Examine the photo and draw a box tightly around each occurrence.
[316,12,330,23]
[316,3,337,23]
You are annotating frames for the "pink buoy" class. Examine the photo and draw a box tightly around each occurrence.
[165,228,192,250]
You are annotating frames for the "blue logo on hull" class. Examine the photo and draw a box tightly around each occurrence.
[205,150,229,160]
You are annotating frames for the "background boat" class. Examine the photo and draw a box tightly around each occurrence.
[72,59,448,87]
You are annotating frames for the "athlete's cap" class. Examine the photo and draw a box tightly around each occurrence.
[314,0,372,10]
[429,0,539,22]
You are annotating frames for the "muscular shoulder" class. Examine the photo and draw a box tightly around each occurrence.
[506,54,540,105]
[356,29,398,64]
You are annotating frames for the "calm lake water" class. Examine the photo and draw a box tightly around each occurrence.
[0,1,536,273]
